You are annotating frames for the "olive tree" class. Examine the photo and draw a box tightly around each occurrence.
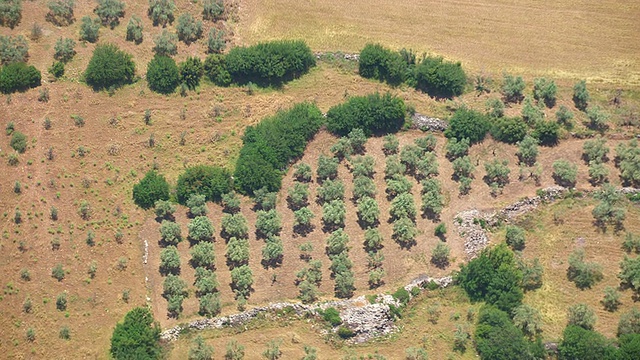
[160,220,182,245]
[322,200,346,230]
[552,160,577,187]
[148,0,175,27]
[188,216,214,243]
[191,242,215,269]
[357,196,379,228]
[255,209,281,238]
[221,213,248,239]
[262,236,283,267]
[160,246,181,275]
[226,237,249,267]
[516,135,539,166]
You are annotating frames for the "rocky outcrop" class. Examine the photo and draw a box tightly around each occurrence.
[411,113,448,132]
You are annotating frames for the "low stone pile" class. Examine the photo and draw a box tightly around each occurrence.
[411,113,448,132]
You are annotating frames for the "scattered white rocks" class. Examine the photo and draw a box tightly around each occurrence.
[411,113,448,132]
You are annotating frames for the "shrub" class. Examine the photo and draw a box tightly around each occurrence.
[0,0,21,29]
[485,97,505,118]
[457,243,523,312]
[474,306,534,360]
[79,16,100,43]
[84,44,134,90]
[152,29,177,56]
[176,165,232,204]
[583,136,609,164]
[490,116,527,144]
[188,216,214,243]
[202,0,224,21]
[326,92,405,136]
[533,78,557,107]
[176,13,203,44]
[10,131,26,153]
[552,160,577,187]
[132,171,170,209]
[445,107,490,143]
[148,0,175,27]
[512,304,542,338]
[505,225,525,250]
[160,220,181,245]
[125,15,143,44]
[405,347,428,360]
[431,241,450,268]
[0,34,28,65]
[191,242,215,269]
[558,325,616,360]
[501,74,525,103]
[147,55,180,94]
[358,43,404,84]
[586,106,609,132]
[225,40,315,85]
[382,134,399,155]
[49,61,64,78]
[94,0,125,29]
[568,304,596,330]
[180,56,203,90]
[56,292,67,310]
[47,0,75,26]
[533,119,560,146]
[567,248,603,289]
[52,263,65,281]
[618,308,640,336]
[160,246,181,275]
[413,56,467,98]
[234,103,323,194]
[0,62,41,94]
[230,265,253,299]
[54,37,75,63]
[556,105,575,129]
[573,80,589,111]
[203,53,231,85]
[110,307,161,360]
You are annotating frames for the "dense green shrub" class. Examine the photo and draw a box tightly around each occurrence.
[533,77,557,107]
[490,116,527,144]
[152,29,177,56]
[84,44,134,90]
[46,0,75,26]
[225,40,315,85]
[49,61,64,78]
[0,62,41,94]
[234,102,323,194]
[457,243,523,312]
[132,171,170,209]
[558,325,616,360]
[0,34,28,65]
[501,74,525,103]
[358,43,406,85]
[445,107,490,143]
[126,15,144,44]
[146,55,179,94]
[110,307,161,360]
[94,0,125,29]
[79,16,100,43]
[413,56,467,98]
[505,225,525,250]
[176,13,203,44]
[176,165,232,204]
[0,0,22,29]
[203,53,231,85]
[474,306,539,360]
[573,80,589,111]
[148,0,175,27]
[326,92,405,136]
[533,120,560,146]
[54,37,76,63]
[9,130,26,152]
[180,56,203,90]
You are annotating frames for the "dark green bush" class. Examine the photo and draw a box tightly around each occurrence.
[445,107,490,144]
[413,56,467,98]
[179,56,203,90]
[176,165,232,204]
[110,307,161,360]
[322,307,342,326]
[234,102,324,194]
[132,171,170,209]
[49,61,65,78]
[490,116,527,144]
[326,92,405,136]
[203,53,231,85]
[558,325,617,360]
[358,43,406,85]
[10,131,26,153]
[392,287,411,306]
[84,44,134,90]
[146,55,179,94]
[225,40,315,85]
[0,62,41,94]
[474,306,541,360]
[533,120,560,146]
[457,243,523,312]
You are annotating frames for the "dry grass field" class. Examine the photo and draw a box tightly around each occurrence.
[239,0,640,85]
[0,0,639,359]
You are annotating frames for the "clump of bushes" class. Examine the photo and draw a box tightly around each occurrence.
[148,0,176,27]
[326,92,405,136]
[126,15,143,44]
[132,171,170,209]
[176,165,232,204]
[0,34,28,65]
[445,107,490,144]
[79,16,100,43]
[0,62,41,94]
[176,13,202,44]
[224,40,315,85]
[234,102,324,194]
[0,0,22,29]
[146,55,179,94]
[84,44,135,90]
[110,307,161,360]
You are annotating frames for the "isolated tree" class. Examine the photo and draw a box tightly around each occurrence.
[421,178,444,219]
[293,207,314,233]
[221,213,248,239]
[485,97,505,118]
[415,152,439,180]
[160,245,181,275]
[616,139,640,187]
[253,187,277,210]
[618,308,640,336]
[618,256,640,295]
[586,106,609,132]
[325,229,349,257]
[364,228,383,251]
[176,13,203,44]
[148,0,175,27]
[518,257,544,291]
[484,159,510,192]
[552,160,578,187]
[573,80,589,111]
[262,236,284,267]
[188,216,214,242]
[126,15,143,44]
[221,192,241,213]
[592,184,626,229]
[153,30,177,56]
[350,155,375,178]
[9,131,26,153]
[79,16,100,43]
[533,120,560,146]
[452,156,475,180]
[431,241,450,268]
[567,248,603,289]
[522,97,544,124]
[230,265,253,299]
[334,269,355,298]
[353,176,376,200]
[583,136,609,164]
[160,220,182,245]
[386,174,412,198]
[0,0,21,29]
[225,340,245,360]
[94,0,125,29]
[568,304,596,330]
[390,192,417,220]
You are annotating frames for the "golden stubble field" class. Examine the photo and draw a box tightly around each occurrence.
[239,0,640,85]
